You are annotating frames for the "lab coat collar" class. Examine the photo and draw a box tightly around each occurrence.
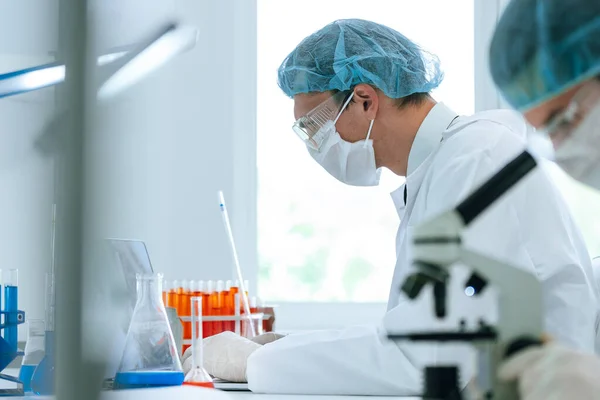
[407,102,458,177]
[391,184,407,218]
[391,103,458,219]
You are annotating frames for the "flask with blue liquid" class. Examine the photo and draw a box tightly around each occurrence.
[114,273,184,389]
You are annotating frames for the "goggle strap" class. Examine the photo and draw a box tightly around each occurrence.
[333,92,355,124]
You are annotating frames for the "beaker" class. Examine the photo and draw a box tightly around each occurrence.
[183,297,213,388]
[18,319,45,393]
[30,273,55,395]
[114,273,184,389]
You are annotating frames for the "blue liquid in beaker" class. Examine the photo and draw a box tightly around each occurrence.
[114,371,184,389]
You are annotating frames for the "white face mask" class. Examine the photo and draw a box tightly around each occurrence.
[307,94,381,186]
[554,101,600,189]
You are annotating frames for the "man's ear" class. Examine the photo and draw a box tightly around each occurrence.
[354,84,379,120]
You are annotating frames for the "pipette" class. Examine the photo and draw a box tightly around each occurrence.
[217,191,256,337]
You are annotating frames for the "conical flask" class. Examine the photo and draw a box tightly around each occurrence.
[114,273,184,389]
[184,297,213,388]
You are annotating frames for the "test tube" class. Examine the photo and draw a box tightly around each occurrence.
[206,281,214,337]
[198,281,208,338]
[213,281,224,335]
[168,280,179,312]
[162,279,170,307]
[3,270,18,350]
[183,297,214,388]
[177,280,189,320]
[221,281,232,332]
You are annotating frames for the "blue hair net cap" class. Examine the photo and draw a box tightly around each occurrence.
[490,0,600,111]
[277,19,444,99]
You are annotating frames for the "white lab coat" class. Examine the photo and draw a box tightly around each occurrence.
[246,103,599,395]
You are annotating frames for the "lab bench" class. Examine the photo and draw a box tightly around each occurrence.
[0,369,419,399]
[3,368,419,399]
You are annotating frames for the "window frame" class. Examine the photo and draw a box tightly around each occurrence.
[235,0,507,331]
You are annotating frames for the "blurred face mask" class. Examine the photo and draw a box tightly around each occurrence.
[292,92,380,186]
[547,80,600,189]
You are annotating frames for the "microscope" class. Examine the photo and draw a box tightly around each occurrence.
[387,150,544,400]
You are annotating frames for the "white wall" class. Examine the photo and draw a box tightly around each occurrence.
[0,0,59,336]
[88,0,257,287]
[0,0,257,340]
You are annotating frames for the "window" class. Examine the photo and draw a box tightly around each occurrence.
[256,0,475,302]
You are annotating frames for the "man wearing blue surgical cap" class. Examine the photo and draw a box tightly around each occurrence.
[490,1,600,399]
[187,19,597,396]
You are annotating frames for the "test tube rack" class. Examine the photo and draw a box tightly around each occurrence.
[179,294,267,348]
[0,284,25,397]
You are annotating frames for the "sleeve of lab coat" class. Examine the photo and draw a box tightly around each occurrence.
[246,314,442,395]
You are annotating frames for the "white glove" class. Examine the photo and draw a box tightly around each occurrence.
[498,344,600,400]
[249,332,286,345]
[182,331,261,383]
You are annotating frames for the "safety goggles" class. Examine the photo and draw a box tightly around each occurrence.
[292,91,354,151]
[543,79,600,147]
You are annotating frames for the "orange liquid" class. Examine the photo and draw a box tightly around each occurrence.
[176,287,186,317]
[167,290,177,309]
[220,290,232,332]
[162,291,168,306]
[210,292,222,335]
[203,294,212,338]
[183,291,192,340]
[183,381,215,388]
[229,287,239,334]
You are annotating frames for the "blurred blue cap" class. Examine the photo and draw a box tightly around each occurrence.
[490,0,600,111]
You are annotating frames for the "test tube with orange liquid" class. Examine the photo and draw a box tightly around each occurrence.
[212,281,224,335]
[168,280,179,311]
[225,281,237,332]
[162,279,169,307]
[229,281,239,333]
[222,280,233,332]
[197,281,209,338]
[205,281,214,337]
[182,281,195,353]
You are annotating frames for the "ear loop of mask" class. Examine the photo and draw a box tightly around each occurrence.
[364,120,375,149]
[332,91,375,149]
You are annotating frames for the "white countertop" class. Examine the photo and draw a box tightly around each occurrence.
[2,369,420,399]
